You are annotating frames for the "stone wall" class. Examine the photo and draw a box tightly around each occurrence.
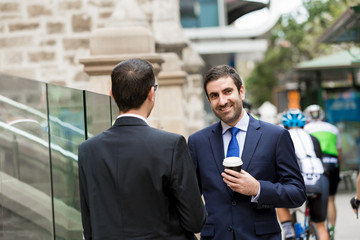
[0,0,206,136]
[0,0,119,88]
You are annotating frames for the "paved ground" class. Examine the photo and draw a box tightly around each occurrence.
[334,191,359,240]
[291,175,360,240]
[196,175,360,240]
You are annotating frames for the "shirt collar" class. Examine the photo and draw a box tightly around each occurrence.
[117,113,149,125]
[221,110,249,134]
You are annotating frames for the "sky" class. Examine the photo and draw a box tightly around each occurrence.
[234,0,304,30]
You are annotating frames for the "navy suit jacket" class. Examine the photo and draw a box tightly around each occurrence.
[188,114,306,240]
[79,117,206,240]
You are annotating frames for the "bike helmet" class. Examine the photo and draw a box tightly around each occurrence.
[281,108,306,128]
[304,104,324,121]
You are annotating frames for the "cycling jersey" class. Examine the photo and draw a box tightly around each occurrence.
[305,120,341,195]
[304,120,340,158]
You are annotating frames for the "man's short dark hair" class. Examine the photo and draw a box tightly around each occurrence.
[111,58,155,112]
[203,65,243,98]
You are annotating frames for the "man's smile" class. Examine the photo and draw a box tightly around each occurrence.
[218,103,232,113]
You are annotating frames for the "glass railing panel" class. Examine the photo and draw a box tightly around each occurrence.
[85,92,112,137]
[47,84,84,240]
[0,73,53,239]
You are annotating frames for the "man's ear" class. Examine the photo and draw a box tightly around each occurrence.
[147,87,155,102]
[240,85,245,100]
[110,89,114,99]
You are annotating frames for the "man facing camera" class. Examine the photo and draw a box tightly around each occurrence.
[78,58,207,240]
[188,64,306,240]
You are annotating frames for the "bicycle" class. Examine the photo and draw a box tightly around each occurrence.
[291,193,320,240]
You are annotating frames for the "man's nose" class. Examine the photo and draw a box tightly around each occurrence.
[218,94,227,105]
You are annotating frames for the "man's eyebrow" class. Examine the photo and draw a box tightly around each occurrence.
[208,92,218,96]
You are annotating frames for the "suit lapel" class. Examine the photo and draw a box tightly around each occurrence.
[242,115,262,171]
[209,122,225,174]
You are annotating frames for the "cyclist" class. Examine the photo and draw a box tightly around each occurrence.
[277,108,329,240]
[304,104,341,238]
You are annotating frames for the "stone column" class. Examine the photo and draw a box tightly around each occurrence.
[149,0,206,136]
[182,46,206,136]
[151,53,187,133]
[79,26,163,95]
[80,0,206,136]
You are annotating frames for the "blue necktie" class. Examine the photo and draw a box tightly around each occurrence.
[226,127,240,157]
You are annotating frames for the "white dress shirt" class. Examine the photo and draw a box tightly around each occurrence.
[221,111,249,158]
[117,113,149,125]
[221,111,260,201]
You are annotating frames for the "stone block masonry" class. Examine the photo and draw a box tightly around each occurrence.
[0,0,116,87]
[0,0,206,137]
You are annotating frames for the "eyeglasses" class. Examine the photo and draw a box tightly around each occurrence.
[153,83,158,92]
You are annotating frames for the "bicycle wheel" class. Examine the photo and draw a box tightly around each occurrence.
[306,222,320,240]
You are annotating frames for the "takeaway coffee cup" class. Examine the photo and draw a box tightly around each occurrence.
[223,157,243,172]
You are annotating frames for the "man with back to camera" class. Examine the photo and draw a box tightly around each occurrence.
[188,64,306,240]
[78,58,207,240]
[304,104,341,239]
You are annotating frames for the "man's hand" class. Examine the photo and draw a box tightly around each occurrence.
[221,169,259,196]
[350,196,360,219]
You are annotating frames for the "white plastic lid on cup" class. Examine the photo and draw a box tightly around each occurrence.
[223,157,243,167]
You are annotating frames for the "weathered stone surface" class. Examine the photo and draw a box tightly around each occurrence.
[9,23,39,32]
[90,27,154,55]
[0,0,205,137]
[73,71,89,82]
[41,68,67,84]
[27,5,51,17]
[58,1,82,10]
[0,2,19,12]
[0,15,19,20]
[89,0,115,8]
[108,0,148,28]
[40,39,57,46]
[0,36,33,48]
[28,51,55,62]
[46,22,64,34]
[72,14,91,32]
[4,51,23,65]
[99,11,112,19]
[3,68,38,80]
[63,38,89,50]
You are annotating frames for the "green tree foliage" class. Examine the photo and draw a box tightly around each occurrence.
[246,0,358,107]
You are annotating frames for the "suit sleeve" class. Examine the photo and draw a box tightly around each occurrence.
[78,143,92,240]
[187,136,202,194]
[257,129,306,208]
[170,136,207,233]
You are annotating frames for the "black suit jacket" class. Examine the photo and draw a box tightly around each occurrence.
[78,117,206,240]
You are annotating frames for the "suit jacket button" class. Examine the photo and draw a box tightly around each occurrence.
[228,226,232,232]
[232,201,236,206]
